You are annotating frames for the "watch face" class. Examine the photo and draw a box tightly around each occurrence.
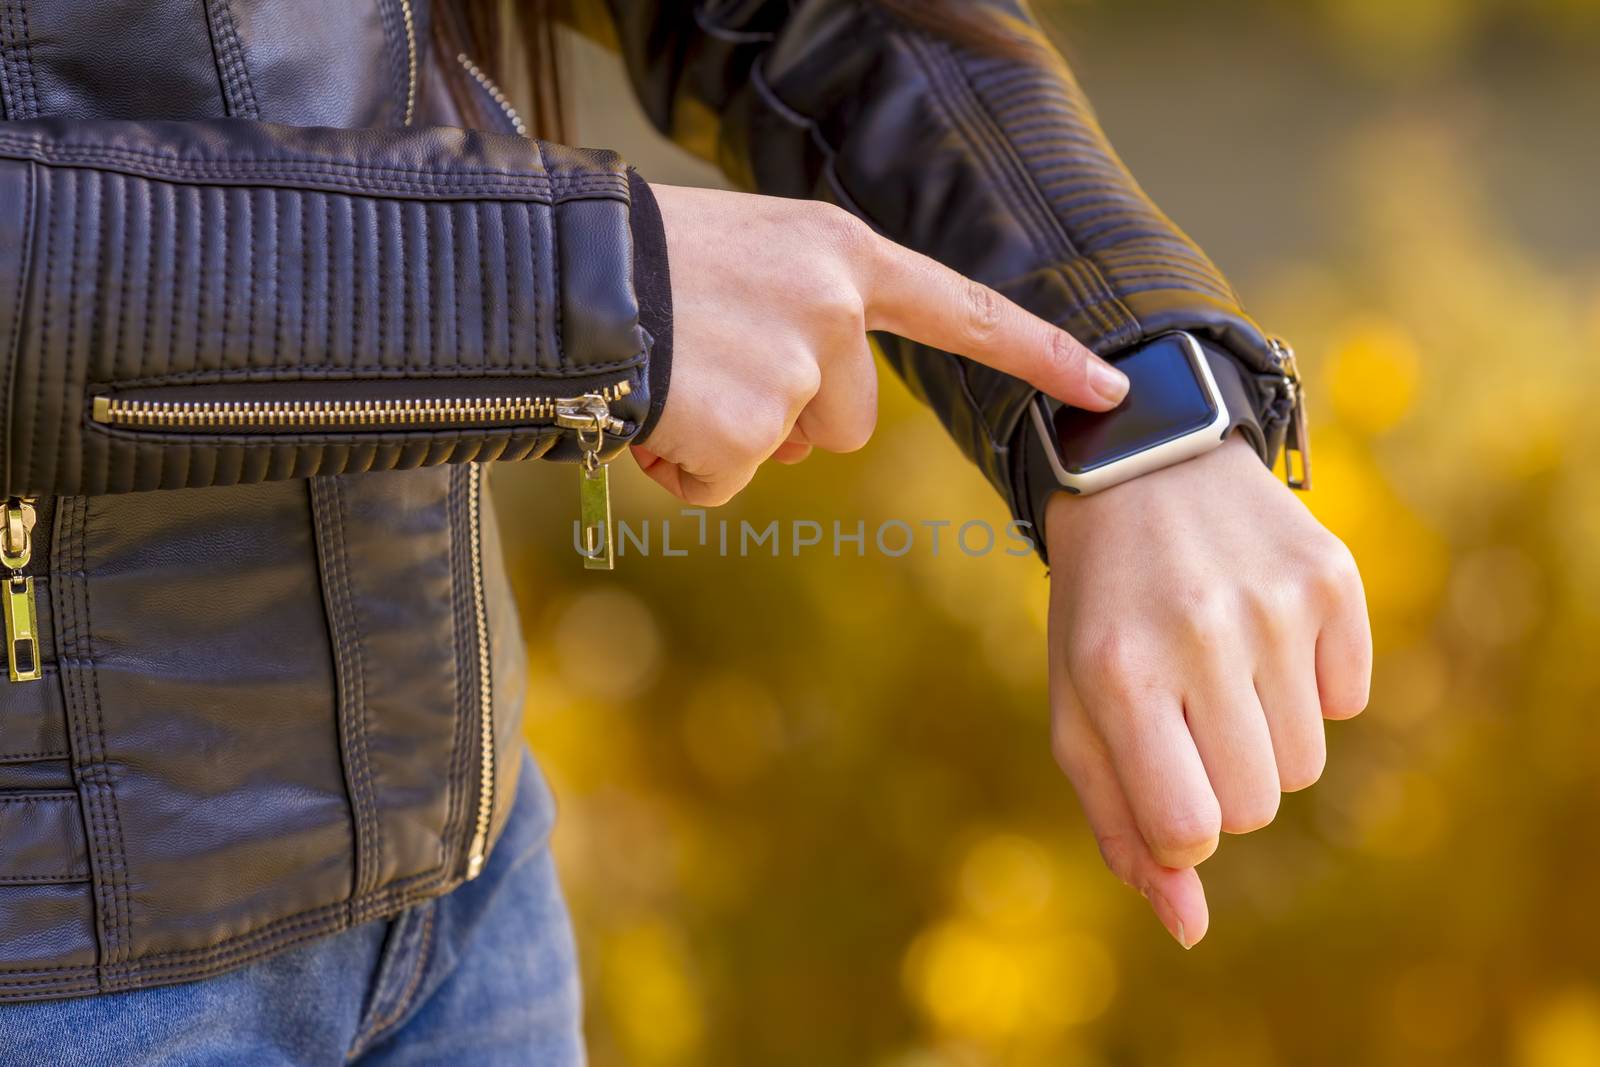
[1051,334,1219,474]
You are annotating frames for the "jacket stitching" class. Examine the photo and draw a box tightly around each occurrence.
[244,190,258,372]
[201,0,262,121]
[0,133,597,181]
[113,866,453,978]
[81,499,134,967]
[0,136,629,189]
[7,0,40,119]
[57,496,118,980]
[168,185,188,381]
[449,205,464,374]
[745,42,1012,455]
[311,477,380,907]
[0,2,16,119]
[85,347,649,384]
[301,189,312,378]
[336,477,384,897]
[0,839,450,983]
[918,38,1140,345]
[475,204,490,369]
[398,203,410,375]
[138,181,160,437]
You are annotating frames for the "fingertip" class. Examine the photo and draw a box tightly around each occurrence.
[1085,356,1129,408]
[1146,866,1208,949]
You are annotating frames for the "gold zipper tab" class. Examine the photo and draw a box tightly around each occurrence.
[1270,337,1312,492]
[2,498,40,683]
[557,395,618,571]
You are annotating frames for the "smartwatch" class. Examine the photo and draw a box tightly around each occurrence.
[1026,330,1269,497]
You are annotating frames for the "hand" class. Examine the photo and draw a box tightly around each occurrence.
[1045,436,1371,948]
[632,184,1131,504]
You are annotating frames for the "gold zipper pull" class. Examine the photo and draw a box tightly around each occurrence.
[1270,337,1312,492]
[1,498,41,683]
[557,396,621,571]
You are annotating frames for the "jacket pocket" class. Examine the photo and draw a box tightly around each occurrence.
[0,791,89,885]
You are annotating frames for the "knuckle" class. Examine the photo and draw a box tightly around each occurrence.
[1220,789,1281,835]
[1093,832,1140,886]
[821,283,868,332]
[1310,537,1363,601]
[830,404,878,454]
[817,202,872,257]
[781,358,823,406]
[714,406,781,463]
[1048,713,1090,780]
[1072,629,1155,699]
[1174,587,1237,646]
[1148,803,1221,864]
[1323,683,1371,721]
[1247,578,1309,635]
[1278,746,1327,793]
[963,279,1004,345]
[1049,328,1086,372]
[680,476,737,509]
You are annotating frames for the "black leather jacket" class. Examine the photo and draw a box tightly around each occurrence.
[0,0,1288,1000]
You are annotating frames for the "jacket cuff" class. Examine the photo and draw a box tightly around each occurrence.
[627,170,673,444]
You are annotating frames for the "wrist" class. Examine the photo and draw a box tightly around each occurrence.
[1044,434,1263,558]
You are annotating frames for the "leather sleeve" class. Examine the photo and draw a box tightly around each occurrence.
[0,118,658,498]
[592,0,1296,539]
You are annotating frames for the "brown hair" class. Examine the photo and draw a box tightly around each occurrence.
[872,0,1045,61]
[438,0,1043,139]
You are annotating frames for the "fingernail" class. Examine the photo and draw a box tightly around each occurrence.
[1088,359,1129,405]
[1147,889,1190,949]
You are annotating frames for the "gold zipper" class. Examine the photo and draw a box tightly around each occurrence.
[456,53,528,138]
[397,0,417,126]
[1,497,41,683]
[93,380,634,572]
[464,462,495,879]
[91,383,633,433]
[1270,337,1312,492]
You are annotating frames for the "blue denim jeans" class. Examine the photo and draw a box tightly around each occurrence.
[0,749,584,1066]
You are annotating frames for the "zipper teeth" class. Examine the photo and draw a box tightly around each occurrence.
[92,383,632,431]
[397,0,417,125]
[456,53,528,138]
[465,462,495,878]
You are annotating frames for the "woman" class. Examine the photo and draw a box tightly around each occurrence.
[0,0,1368,1062]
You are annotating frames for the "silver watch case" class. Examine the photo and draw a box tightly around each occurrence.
[1028,331,1231,496]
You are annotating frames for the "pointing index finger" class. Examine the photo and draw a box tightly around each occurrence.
[860,235,1128,410]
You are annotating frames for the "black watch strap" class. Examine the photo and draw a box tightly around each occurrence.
[1013,339,1269,562]
[1202,340,1269,462]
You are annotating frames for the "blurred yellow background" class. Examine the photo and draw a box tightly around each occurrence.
[490,2,1600,1063]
